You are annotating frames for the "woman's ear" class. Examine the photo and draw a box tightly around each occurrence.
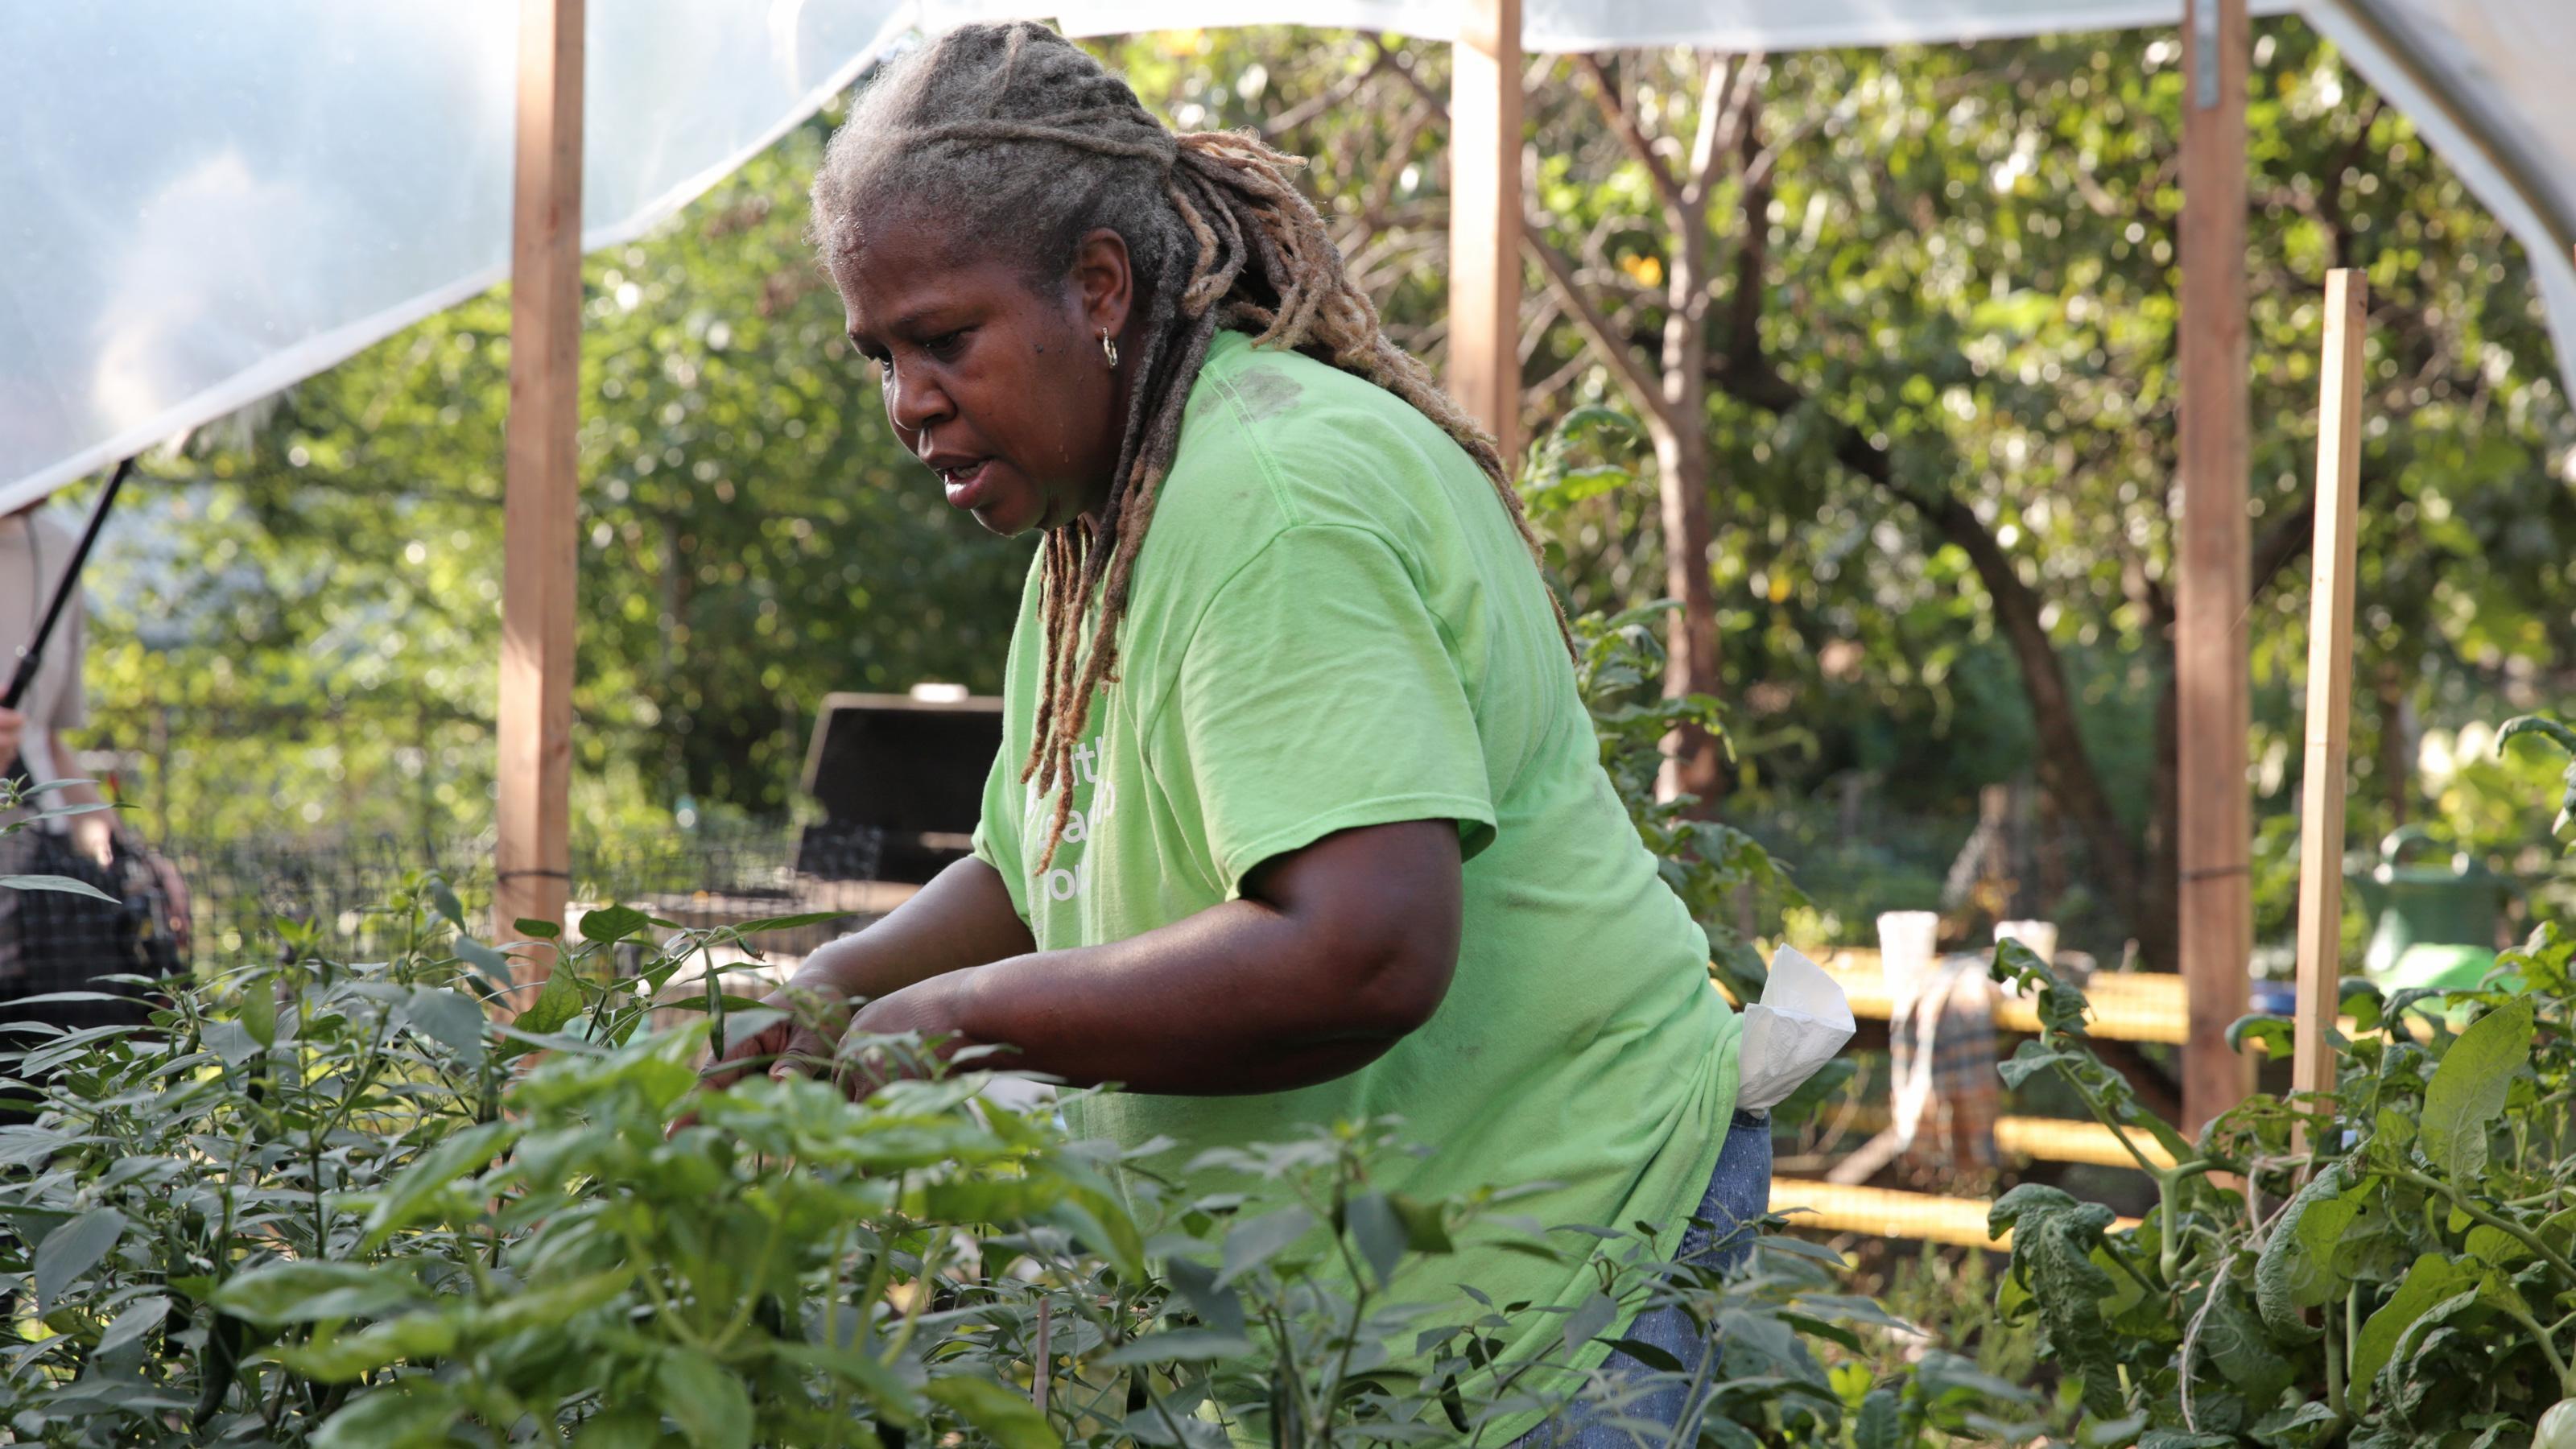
[1069,228,1133,337]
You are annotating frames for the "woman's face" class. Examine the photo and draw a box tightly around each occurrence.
[833,217,1135,537]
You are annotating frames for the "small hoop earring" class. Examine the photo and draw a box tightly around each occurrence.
[1099,329,1119,369]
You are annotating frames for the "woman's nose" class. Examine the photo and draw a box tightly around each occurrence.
[886,367,954,440]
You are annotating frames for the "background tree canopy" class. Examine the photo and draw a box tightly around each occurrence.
[70,19,2574,964]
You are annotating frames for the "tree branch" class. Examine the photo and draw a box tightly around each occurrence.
[1699,54,1765,203]
[1522,225,1674,430]
[1683,56,1736,205]
[1261,50,1387,138]
[1692,154,2145,924]
[1573,54,1688,218]
[1724,96,1770,379]
[1373,38,1448,126]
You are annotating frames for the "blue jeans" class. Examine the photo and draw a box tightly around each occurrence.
[1509,1108,1774,1448]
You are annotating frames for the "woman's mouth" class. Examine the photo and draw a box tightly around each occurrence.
[936,458,994,510]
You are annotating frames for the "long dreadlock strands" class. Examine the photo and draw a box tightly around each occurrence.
[812,23,1567,870]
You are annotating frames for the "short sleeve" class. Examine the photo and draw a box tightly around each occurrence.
[1161,524,1494,896]
[969,741,1030,923]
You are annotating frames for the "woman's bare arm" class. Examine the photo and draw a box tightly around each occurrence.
[844,819,1463,1096]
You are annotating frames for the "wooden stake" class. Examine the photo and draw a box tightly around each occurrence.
[495,0,584,985]
[1447,0,1521,464]
[2293,270,2368,1131]
[2176,0,2254,1133]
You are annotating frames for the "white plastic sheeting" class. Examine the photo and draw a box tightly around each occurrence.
[1039,0,2309,49]
[2301,0,2576,417]
[2,1,914,511]
[3,0,2570,509]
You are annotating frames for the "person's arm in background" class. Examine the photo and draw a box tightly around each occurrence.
[0,709,107,862]
[50,732,111,866]
[41,568,110,865]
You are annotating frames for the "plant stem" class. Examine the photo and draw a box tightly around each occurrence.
[705,1218,784,1356]
[2323,1276,2344,1419]
[2102,1241,2161,1302]
[2394,1168,2576,1289]
[2153,1162,2216,1286]
[2494,1291,2576,1397]
[1659,1331,1721,1449]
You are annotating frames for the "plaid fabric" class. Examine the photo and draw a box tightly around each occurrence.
[1889,955,1999,1170]
[0,828,170,1038]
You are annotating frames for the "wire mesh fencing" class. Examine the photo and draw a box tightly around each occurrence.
[122,791,2128,972]
[155,823,888,966]
[1733,793,2132,966]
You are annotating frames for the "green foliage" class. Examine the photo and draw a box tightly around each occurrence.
[2501,715,2576,845]
[0,871,2024,1446]
[1979,731,2576,1443]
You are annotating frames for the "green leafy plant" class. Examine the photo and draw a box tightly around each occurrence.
[2,868,2022,1447]
[1983,714,2576,1447]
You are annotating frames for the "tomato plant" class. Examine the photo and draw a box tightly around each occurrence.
[1986,713,2576,1447]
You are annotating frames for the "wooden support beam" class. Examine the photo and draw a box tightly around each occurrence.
[2293,270,2368,1135]
[495,0,584,987]
[2176,0,2253,1133]
[1447,0,1521,463]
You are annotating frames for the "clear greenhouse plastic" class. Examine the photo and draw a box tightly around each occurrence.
[2,0,917,509]
[4,0,2570,510]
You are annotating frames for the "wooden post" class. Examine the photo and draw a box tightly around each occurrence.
[2293,271,2368,1129]
[2176,0,2253,1133]
[1447,0,1521,463]
[494,0,584,983]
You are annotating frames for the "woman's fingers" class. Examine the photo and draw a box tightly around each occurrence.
[675,985,871,1140]
[769,1025,838,1083]
[702,984,855,1092]
[702,1015,793,1092]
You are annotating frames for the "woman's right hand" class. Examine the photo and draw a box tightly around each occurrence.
[703,977,853,1091]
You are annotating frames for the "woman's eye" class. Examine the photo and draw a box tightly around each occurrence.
[924,329,969,358]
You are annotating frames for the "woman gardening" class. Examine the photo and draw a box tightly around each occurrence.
[712,23,1770,1443]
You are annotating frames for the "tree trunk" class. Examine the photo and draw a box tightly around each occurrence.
[1656,100,1724,811]
[1653,419,1726,806]
[2376,657,2413,827]
[1918,492,2146,935]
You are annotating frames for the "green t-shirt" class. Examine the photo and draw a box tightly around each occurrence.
[972,329,1742,1410]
